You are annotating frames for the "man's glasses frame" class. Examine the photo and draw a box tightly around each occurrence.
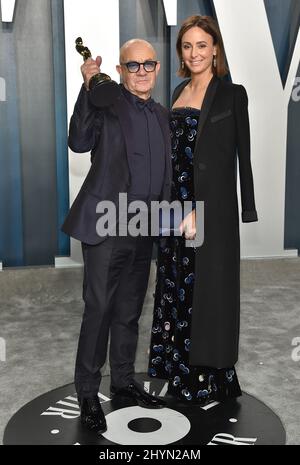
[120,60,158,73]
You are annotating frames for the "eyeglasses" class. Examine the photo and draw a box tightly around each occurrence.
[120,61,158,73]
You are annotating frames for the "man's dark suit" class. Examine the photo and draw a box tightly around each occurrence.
[62,85,171,398]
[62,85,172,245]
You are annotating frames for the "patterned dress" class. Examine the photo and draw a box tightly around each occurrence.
[148,108,242,404]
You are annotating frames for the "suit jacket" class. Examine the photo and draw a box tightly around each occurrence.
[62,85,172,244]
[171,75,258,368]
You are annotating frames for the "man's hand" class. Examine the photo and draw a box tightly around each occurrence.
[81,56,102,91]
[179,210,196,240]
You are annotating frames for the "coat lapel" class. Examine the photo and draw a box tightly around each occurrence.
[194,75,220,155]
[112,92,134,162]
[153,105,172,188]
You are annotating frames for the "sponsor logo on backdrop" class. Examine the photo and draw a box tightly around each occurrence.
[1,0,175,24]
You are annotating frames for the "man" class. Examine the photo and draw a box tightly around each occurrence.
[62,39,172,434]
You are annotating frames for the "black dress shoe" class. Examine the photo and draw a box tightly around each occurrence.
[79,396,107,434]
[110,382,166,409]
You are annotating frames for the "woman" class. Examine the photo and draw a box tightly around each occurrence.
[148,15,258,404]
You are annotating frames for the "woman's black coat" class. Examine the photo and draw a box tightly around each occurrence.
[171,75,258,368]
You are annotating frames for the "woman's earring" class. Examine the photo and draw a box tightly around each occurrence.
[181,60,185,69]
[213,55,217,68]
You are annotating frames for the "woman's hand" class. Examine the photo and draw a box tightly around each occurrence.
[179,210,196,240]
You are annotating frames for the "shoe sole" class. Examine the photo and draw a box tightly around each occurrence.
[110,392,166,408]
[80,418,107,435]
[96,427,107,435]
[81,424,107,435]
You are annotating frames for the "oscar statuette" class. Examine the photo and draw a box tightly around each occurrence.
[75,37,121,107]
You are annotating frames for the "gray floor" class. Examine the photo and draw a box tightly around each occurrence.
[0,257,299,445]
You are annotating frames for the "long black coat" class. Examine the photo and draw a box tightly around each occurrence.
[171,76,258,368]
[62,85,172,244]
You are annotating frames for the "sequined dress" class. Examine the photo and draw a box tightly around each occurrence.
[147,108,242,404]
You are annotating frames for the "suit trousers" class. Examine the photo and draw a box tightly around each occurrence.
[74,235,153,399]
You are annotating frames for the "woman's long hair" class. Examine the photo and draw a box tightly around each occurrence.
[176,15,228,78]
